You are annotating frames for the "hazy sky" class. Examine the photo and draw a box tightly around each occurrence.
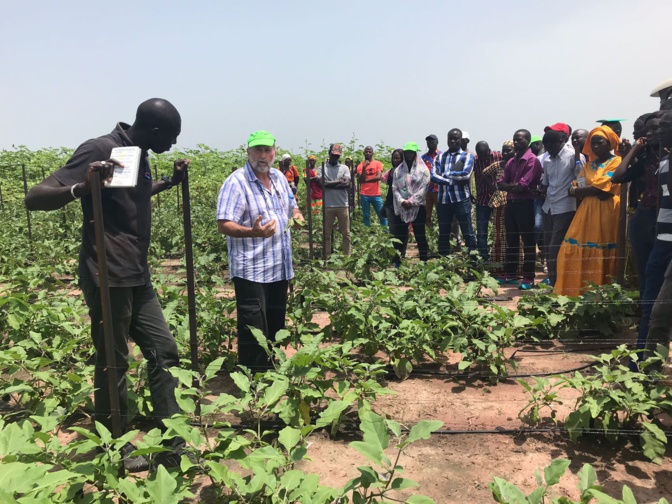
[2,0,671,155]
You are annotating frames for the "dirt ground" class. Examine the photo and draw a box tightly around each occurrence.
[29,254,672,503]
[187,327,671,504]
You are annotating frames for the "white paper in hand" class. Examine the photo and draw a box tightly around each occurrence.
[105,147,142,188]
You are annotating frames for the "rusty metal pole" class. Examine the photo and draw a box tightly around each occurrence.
[321,161,326,261]
[180,170,199,377]
[21,164,33,244]
[305,159,313,260]
[617,181,628,285]
[90,175,123,439]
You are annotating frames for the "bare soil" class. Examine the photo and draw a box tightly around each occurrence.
[35,255,672,503]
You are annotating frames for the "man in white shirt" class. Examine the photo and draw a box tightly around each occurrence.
[538,128,577,286]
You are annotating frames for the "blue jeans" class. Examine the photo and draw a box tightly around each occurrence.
[361,195,387,227]
[437,199,476,256]
[636,239,672,350]
[475,204,492,262]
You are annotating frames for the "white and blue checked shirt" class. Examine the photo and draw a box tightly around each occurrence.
[431,149,475,204]
[216,163,297,282]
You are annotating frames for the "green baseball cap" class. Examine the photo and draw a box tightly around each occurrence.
[248,130,276,148]
[403,142,420,152]
[530,135,542,144]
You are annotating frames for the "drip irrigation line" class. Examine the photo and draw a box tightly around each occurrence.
[186,420,672,438]
[392,361,597,380]
[511,346,626,354]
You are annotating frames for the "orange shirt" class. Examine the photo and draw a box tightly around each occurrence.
[356,160,383,196]
[281,165,300,185]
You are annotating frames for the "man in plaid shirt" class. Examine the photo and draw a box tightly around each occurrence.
[431,129,477,256]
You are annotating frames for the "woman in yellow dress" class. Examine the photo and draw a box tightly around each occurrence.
[555,126,622,296]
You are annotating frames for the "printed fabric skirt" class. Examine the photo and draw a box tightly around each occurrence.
[554,195,620,296]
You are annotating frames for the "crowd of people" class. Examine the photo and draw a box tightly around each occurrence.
[22,77,672,471]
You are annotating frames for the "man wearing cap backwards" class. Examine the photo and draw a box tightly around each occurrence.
[318,143,352,258]
[421,134,442,227]
[431,128,477,257]
[537,124,577,287]
[217,131,304,371]
[279,153,300,196]
[356,146,387,227]
[25,98,191,471]
[497,129,543,290]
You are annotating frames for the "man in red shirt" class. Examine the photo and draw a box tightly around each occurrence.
[357,145,387,226]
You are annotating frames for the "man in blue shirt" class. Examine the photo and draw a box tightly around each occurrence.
[431,128,476,257]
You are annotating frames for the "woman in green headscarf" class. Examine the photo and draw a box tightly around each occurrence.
[390,142,431,266]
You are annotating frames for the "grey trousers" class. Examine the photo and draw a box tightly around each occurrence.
[543,210,576,286]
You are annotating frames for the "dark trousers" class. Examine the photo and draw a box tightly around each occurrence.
[389,206,428,265]
[543,210,575,286]
[437,199,476,256]
[644,261,672,365]
[636,240,672,350]
[504,199,536,280]
[80,277,180,436]
[629,206,657,299]
[475,204,493,262]
[232,277,289,368]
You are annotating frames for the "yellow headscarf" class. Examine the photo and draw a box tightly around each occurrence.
[582,126,620,162]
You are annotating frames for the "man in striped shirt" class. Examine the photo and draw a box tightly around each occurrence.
[473,141,502,262]
[217,130,304,371]
[431,128,476,256]
[639,109,672,357]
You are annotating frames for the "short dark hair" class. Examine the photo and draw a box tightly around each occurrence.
[515,129,531,141]
[448,128,462,137]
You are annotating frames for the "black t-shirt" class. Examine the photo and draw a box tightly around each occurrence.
[53,123,153,287]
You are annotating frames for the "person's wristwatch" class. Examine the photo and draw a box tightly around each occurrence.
[161,176,174,189]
